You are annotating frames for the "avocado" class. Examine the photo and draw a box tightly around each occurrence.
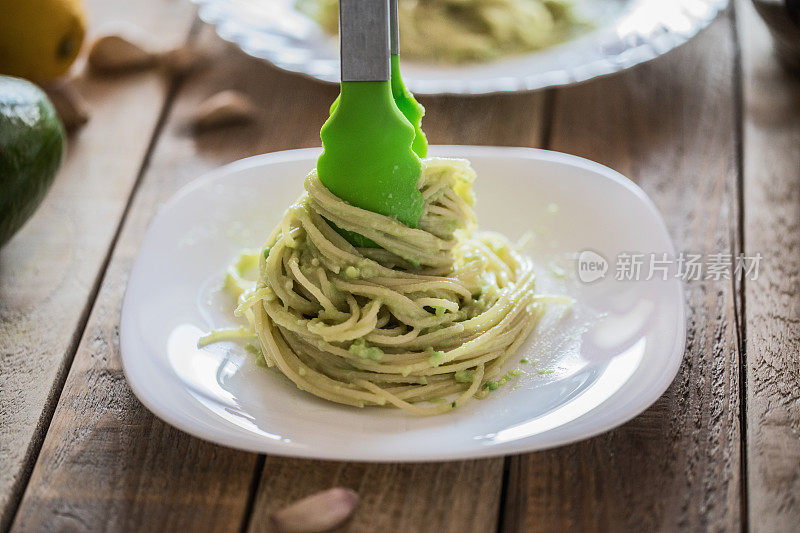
[0,75,65,247]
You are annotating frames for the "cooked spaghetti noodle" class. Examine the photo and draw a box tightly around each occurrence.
[213,158,544,415]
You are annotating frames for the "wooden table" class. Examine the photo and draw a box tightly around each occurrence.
[1,1,798,531]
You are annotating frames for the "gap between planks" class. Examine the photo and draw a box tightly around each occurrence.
[731,1,750,530]
[737,0,800,529]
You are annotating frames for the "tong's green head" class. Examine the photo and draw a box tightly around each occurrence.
[327,55,427,160]
[317,80,424,229]
[390,54,427,158]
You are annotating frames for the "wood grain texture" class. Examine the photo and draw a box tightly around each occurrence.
[502,14,743,532]
[11,25,548,532]
[738,0,800,529]
[0,1,195,528]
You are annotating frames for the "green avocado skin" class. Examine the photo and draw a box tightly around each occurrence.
[0,75,65,248]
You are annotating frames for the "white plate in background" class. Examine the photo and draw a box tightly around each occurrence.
[191,0,728,94]
[120,146,685,461]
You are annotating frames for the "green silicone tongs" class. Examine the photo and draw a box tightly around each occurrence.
[317,0,426,241]
[389,0,427,158]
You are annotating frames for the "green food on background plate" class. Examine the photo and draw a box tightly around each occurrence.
[297,0,586,63]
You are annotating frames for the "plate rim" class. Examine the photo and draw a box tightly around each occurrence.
[120,145,686,461]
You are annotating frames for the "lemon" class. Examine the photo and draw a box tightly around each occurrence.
[0,0,87,81]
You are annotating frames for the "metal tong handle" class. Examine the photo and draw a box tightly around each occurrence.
[339,0,390,82]
[390,0,399,55]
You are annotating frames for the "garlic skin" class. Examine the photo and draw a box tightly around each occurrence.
[270,487,359,533]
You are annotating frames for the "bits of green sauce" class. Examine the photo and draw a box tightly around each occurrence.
[428,350,445,367]
[482,368,527,393]
[454,369,475,383]
[246,343,268,367]
[348,339,384,361]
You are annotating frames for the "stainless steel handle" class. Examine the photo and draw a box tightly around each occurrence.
[390,0,399,55]
[339,0,390,82]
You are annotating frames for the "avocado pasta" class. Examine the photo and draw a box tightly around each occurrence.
[210,158,544,415]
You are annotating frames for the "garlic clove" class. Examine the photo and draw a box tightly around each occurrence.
[270,487,359,533]
[160,45,208,79]
[43,81,90,132]
[87,34,157,74]
[190,90,258,131]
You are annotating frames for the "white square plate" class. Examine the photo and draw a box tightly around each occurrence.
[120,146,684,461]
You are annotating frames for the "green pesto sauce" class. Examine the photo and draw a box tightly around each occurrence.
[348,339,384,361]
[428,350,445,367]
[484,380,499,391]
[482,368,526,393]
[454,369,475,383]
[245,343,268,368]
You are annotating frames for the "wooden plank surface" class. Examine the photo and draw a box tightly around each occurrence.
[0,0,195,528]
[248,458,503,532]
[739,0,800,529]
[12,26,548,532]
[502,14,743,532]
[12,2,800,531]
